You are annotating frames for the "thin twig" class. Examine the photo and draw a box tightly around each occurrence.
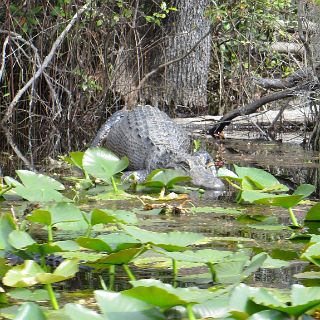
[1,1,91,125]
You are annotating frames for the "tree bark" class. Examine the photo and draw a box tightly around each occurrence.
[157,0,212,114]
[112,0,212,115]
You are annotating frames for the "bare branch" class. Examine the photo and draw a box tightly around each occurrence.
[208,81,320,135]
[0,36,10,83]
[252,68,314,89]
[1,1,91,125]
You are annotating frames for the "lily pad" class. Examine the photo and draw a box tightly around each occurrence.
[83,148,129,181]
[144,169,191,189]
[13,170,69,202]
[3,259,79,287]
[122,225,206,251]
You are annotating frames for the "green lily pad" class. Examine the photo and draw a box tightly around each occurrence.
[0,214,17,252]
[90,208,138,225]
[305,203,320,221]
[83,148,129,181]
[144,169,191,189]
[3,259,79,287]
[230,283,320,317]
[127,279,215,308]
[77,233,140,253]
[234,165,288,191]
[13,170,69,202]
[8,230,36,249]
[301,242,320,266]
[27,202,84,227]
[122,225,206,251]
[14,302,47,320]
[8,288,50,301]
[241,190,304,208]
[161,249,234,264]
[190,206,243,215]
[64,151,85,170]
[294,271,320,279]
[87,247,145,267]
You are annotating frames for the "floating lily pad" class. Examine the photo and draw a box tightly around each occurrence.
[12,170,70,203]
[13,302,47,320]
[3,260,79,287]
[122,225,206,251]
[190,206,243,215]
[8,288,50,301]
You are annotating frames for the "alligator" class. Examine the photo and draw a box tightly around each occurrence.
[91,105,224,190]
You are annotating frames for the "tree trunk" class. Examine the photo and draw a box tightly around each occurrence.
[113,0,212,115]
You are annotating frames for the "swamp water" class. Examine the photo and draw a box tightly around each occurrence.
[0,138,320,318]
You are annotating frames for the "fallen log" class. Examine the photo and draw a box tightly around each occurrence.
[208,81,320,136]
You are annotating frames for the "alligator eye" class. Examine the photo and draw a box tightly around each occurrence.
[179,161,190,171]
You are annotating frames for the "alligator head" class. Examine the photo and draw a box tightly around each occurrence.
[147,150,224,190]
[182,154,224,190]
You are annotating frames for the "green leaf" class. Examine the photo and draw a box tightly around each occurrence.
[37,259,79,284]
[190,206,243,215]
[0,214,17,252]
[97,233,140,251]
[88,247,145,267]
[127,279,214,308]
[122,225,206,251]
[305,203,320,221]
[77,237,113,252]
[94,290,165,320]
[3,260,44,287]
[192,297,230,319]
[11,171,70,202]
[214,252,266,284]
[28,202,84,226]
[294,271,320,279]
[13,302,47,320]
[293,184,315,198]
[230,284,320,317]
[241,190,303,209]
[234,165,287,191]
[217,167,240,180]
[8,288,50,301]
[83,148,129,181]
[14,186,69,202]
[161,249,234,264]
[16,170,65,191]
[250,284,320,316]
[77,233,140,253]
[242,252,268,277]
[90,208,138,225]
[144,169,191,189]
[261,256,290,269]
[301,242,320,266]
[247,310,288,320]
[8,230,36,249]
[3,259,79,287]
[64,303,103,320]
[64,151,85,170]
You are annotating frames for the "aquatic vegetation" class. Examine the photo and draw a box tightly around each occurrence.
[0,148,320,319]
[218,165,315,227]
[143,168,192,198]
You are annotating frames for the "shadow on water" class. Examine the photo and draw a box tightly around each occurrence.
[1,138,320,297]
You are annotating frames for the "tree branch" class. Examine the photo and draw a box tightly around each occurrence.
[1,1,91,125]
[208,81,320,135]
[0,1,91,170]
